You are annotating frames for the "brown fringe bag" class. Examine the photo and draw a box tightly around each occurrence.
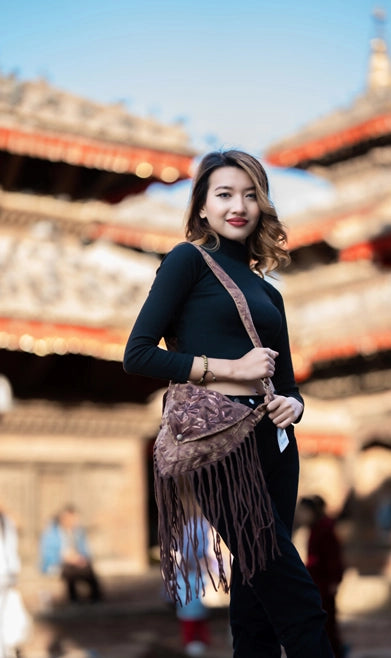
[154,244,279,604]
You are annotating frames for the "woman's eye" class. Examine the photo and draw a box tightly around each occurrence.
[217,193,230,198]
[246,193,257,200]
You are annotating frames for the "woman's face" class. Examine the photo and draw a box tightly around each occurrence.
[199,166,261,243]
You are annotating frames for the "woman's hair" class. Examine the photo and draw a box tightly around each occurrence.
[185,149,290,274]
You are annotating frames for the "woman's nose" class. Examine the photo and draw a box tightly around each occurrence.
[231,195,245,213]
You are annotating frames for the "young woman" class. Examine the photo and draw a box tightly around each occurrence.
[124,150,334,657]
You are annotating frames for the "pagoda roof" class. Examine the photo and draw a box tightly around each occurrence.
[0,73,195,182]
[265,100,391,169]
[0,187,190,360]
[284,260,391,380]
[1,190,390,372]
[0,218,160,360]
[0,188,185,251]
[284,189,391,251]
[87,193,185,252]
[265,36,391,170]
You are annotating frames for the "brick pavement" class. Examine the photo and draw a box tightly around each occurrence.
[16,568,391,658]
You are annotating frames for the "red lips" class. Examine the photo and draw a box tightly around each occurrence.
[227,218,248,227]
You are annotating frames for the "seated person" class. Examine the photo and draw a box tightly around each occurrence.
[40,504,102,603]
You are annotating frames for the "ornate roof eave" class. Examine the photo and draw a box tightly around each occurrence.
[284,190,391,250]
[0,230,160,351]
[88,222,182,253]
[0,316,128,361]
[265,110,391,169]
[285,258,389,299]
[292,329,391,382]
[0,188,185,251]
[286,261,391,380]
[0,72,195,156]
[0,124,194,183]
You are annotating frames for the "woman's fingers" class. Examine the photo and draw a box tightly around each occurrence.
[267,395,303,427]
[236,347,279,380]
[263,348,278,376]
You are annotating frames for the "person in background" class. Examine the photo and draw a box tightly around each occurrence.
[176,515,211,657]
[40,504,102,604]
[0,505,30,657]
[0,507,20,590]
[0,375,13,419]
[296,496,345,658]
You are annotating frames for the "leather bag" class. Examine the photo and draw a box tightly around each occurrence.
[154,244,279,604]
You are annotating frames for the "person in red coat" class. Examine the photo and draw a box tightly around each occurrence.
[297,496,346,658]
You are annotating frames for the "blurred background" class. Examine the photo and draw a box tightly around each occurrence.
[0,1,390,656]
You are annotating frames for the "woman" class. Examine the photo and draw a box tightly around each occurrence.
[124,150,333,657]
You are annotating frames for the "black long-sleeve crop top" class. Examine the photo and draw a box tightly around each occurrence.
[124,236,303,408]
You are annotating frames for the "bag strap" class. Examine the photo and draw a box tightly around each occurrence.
[192,243,274,398]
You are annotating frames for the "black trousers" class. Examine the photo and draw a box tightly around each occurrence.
[61,562,102,603]
[202,397,334,658]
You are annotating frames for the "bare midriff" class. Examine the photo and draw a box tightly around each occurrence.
[204,379,266,396]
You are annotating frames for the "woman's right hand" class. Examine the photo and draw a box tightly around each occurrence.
[189,348,279,392]
[234,347,278,381]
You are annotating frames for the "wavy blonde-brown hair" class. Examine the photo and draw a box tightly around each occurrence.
[185,150,290,274]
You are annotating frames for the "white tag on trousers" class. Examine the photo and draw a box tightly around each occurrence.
[277,428,289,453]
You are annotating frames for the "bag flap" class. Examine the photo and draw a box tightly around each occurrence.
[162,382,256,443]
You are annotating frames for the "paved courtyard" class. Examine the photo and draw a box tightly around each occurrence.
[17,568,391,658]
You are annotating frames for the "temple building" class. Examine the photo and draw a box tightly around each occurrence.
[265,17,391,585]
[0,70,194,574]
[1,16,391,604]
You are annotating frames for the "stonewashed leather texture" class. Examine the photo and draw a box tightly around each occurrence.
[155,380,267,477]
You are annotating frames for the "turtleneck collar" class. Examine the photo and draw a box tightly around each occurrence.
[206,235,249,263]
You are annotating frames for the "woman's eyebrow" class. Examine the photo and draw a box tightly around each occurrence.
[214,185,256,191]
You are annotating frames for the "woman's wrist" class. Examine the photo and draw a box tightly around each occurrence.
[208,357,238,382]
[197,354,209,385]
[288,397,304,422]
[197,355,216,385]
[189,356,235,384]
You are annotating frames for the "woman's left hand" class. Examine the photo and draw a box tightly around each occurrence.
[266,395,303,429]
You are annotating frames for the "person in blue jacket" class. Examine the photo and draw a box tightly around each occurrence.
[40,504,102,603]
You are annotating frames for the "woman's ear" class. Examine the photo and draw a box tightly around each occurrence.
[199,207,206,219]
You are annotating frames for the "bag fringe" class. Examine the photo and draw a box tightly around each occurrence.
[154,429,278,605]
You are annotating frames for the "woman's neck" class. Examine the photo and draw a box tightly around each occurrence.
[209,235,249,262]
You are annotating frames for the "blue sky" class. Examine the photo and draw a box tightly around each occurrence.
[0,0,388,212]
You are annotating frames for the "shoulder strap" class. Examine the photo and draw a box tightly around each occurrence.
[192,243,262,348]
[192,243,274,398]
